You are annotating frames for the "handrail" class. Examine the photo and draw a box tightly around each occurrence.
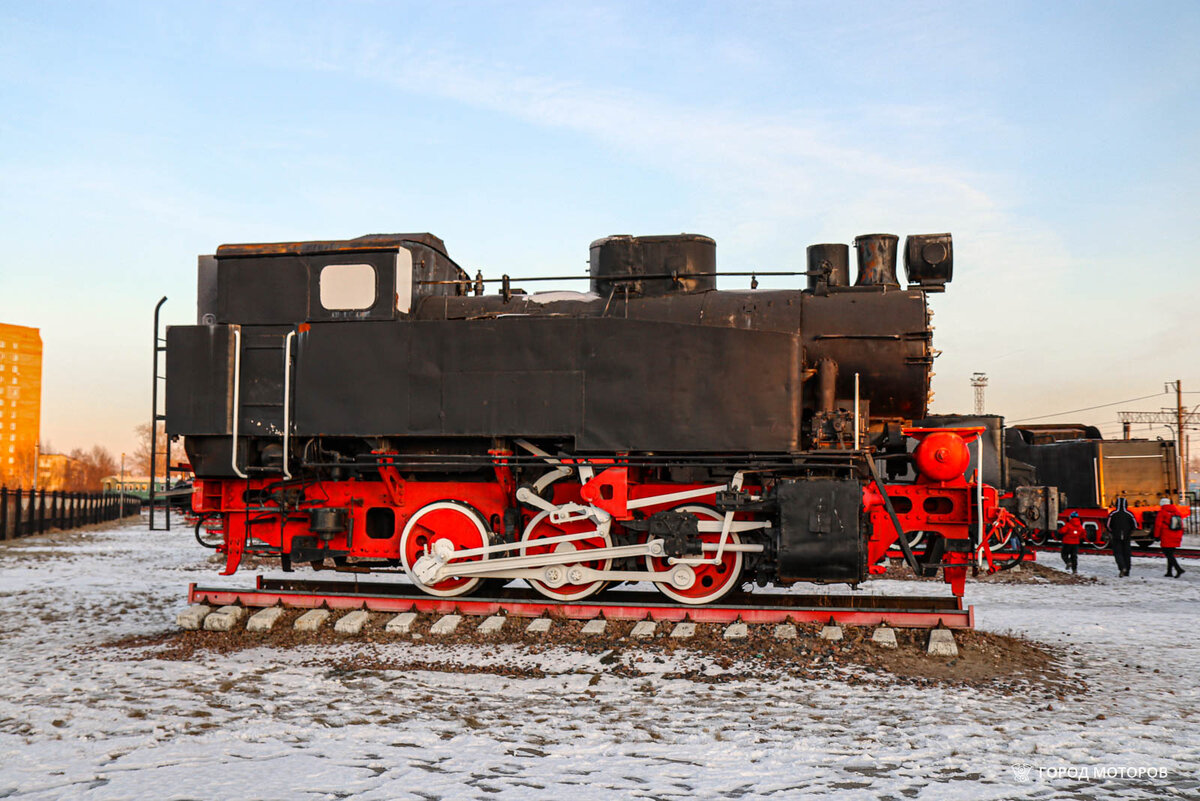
[230,327,247,478]
[282,330,295,480]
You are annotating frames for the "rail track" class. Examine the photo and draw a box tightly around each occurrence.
[1028,544,1200,560]
[884,548,1035,563]
[188,577,974,629]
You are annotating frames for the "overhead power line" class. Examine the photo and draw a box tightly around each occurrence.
[1118,411,1200,424]
[1009,391,1166,424]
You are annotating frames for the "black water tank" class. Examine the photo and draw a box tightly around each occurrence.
[806,243,850,290]
[853,234,900,287]
[589,234,716,297]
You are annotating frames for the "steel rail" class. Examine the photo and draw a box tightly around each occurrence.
[1028,544,1200,560]
[885,548,1035,562]
[188,578,974,629]
[893,543,1200,561]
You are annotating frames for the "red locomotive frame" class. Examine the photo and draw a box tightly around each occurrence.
[194,426,1017,600]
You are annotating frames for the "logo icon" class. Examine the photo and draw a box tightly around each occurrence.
[1012,764,1035,782]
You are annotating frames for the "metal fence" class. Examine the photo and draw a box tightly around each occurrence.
[0,488,141,541]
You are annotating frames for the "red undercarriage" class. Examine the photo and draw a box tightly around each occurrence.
[196,464,761,601]
[194,430,1015,600]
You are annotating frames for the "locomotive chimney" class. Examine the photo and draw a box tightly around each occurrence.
[806,243,850,291]
[853,234,900,288]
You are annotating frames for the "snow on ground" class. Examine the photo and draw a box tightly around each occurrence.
[0,517,1197,799]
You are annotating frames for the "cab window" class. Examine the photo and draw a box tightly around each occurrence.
[319,264,377,310]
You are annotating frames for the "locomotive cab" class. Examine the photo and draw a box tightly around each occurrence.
[197,233,469,325]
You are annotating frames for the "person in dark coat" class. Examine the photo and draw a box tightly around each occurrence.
[1106,496,1136,577]
[1060,511,1084,574]
[1154,498,1188,578]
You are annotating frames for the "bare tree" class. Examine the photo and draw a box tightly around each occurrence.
[131,422,185,479]
[65,445,120,490]
[88,446,119,487]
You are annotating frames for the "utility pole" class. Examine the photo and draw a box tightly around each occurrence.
[970,372,988,415]
[1118,379,1192,505]
[1176,379,1185,496]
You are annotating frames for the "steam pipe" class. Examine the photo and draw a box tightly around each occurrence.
[817,358,838,414]
[853,373,860,447]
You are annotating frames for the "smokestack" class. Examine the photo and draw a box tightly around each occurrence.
[853,234,900,287]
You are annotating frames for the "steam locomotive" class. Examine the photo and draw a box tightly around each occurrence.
[167,230,997,604]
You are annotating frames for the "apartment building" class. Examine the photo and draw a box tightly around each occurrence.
[0,323,43,488]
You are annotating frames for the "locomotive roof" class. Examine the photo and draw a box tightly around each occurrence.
[1010,423,1103,441]
[216,233,447,258]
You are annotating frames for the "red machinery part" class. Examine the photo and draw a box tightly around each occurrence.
[903,427,983,484]
[911,430,972,482]
[863,426,1013,597]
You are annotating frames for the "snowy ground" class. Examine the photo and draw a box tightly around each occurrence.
[0,517,1197,800]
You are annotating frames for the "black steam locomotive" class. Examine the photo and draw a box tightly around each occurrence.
[166,230,962,604]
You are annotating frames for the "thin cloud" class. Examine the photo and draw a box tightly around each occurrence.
[239,24,1002,227]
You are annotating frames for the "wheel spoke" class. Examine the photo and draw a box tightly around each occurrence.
[646,505,744,605]
[399,501,490,597]
[521,509,612,601]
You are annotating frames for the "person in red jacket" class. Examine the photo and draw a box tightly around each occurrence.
[1060,511,1084,574]
[1154,499,1188,578]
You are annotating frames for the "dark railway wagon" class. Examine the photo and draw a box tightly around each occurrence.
[1006,424,1180,546]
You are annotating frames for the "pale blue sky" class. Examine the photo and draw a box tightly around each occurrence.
[2,1,1199,455]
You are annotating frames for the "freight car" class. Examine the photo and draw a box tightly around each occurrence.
[166,230,1005,604]
[1006,424,1180,547]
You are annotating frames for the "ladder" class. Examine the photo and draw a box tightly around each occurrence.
[149,297,171,531]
